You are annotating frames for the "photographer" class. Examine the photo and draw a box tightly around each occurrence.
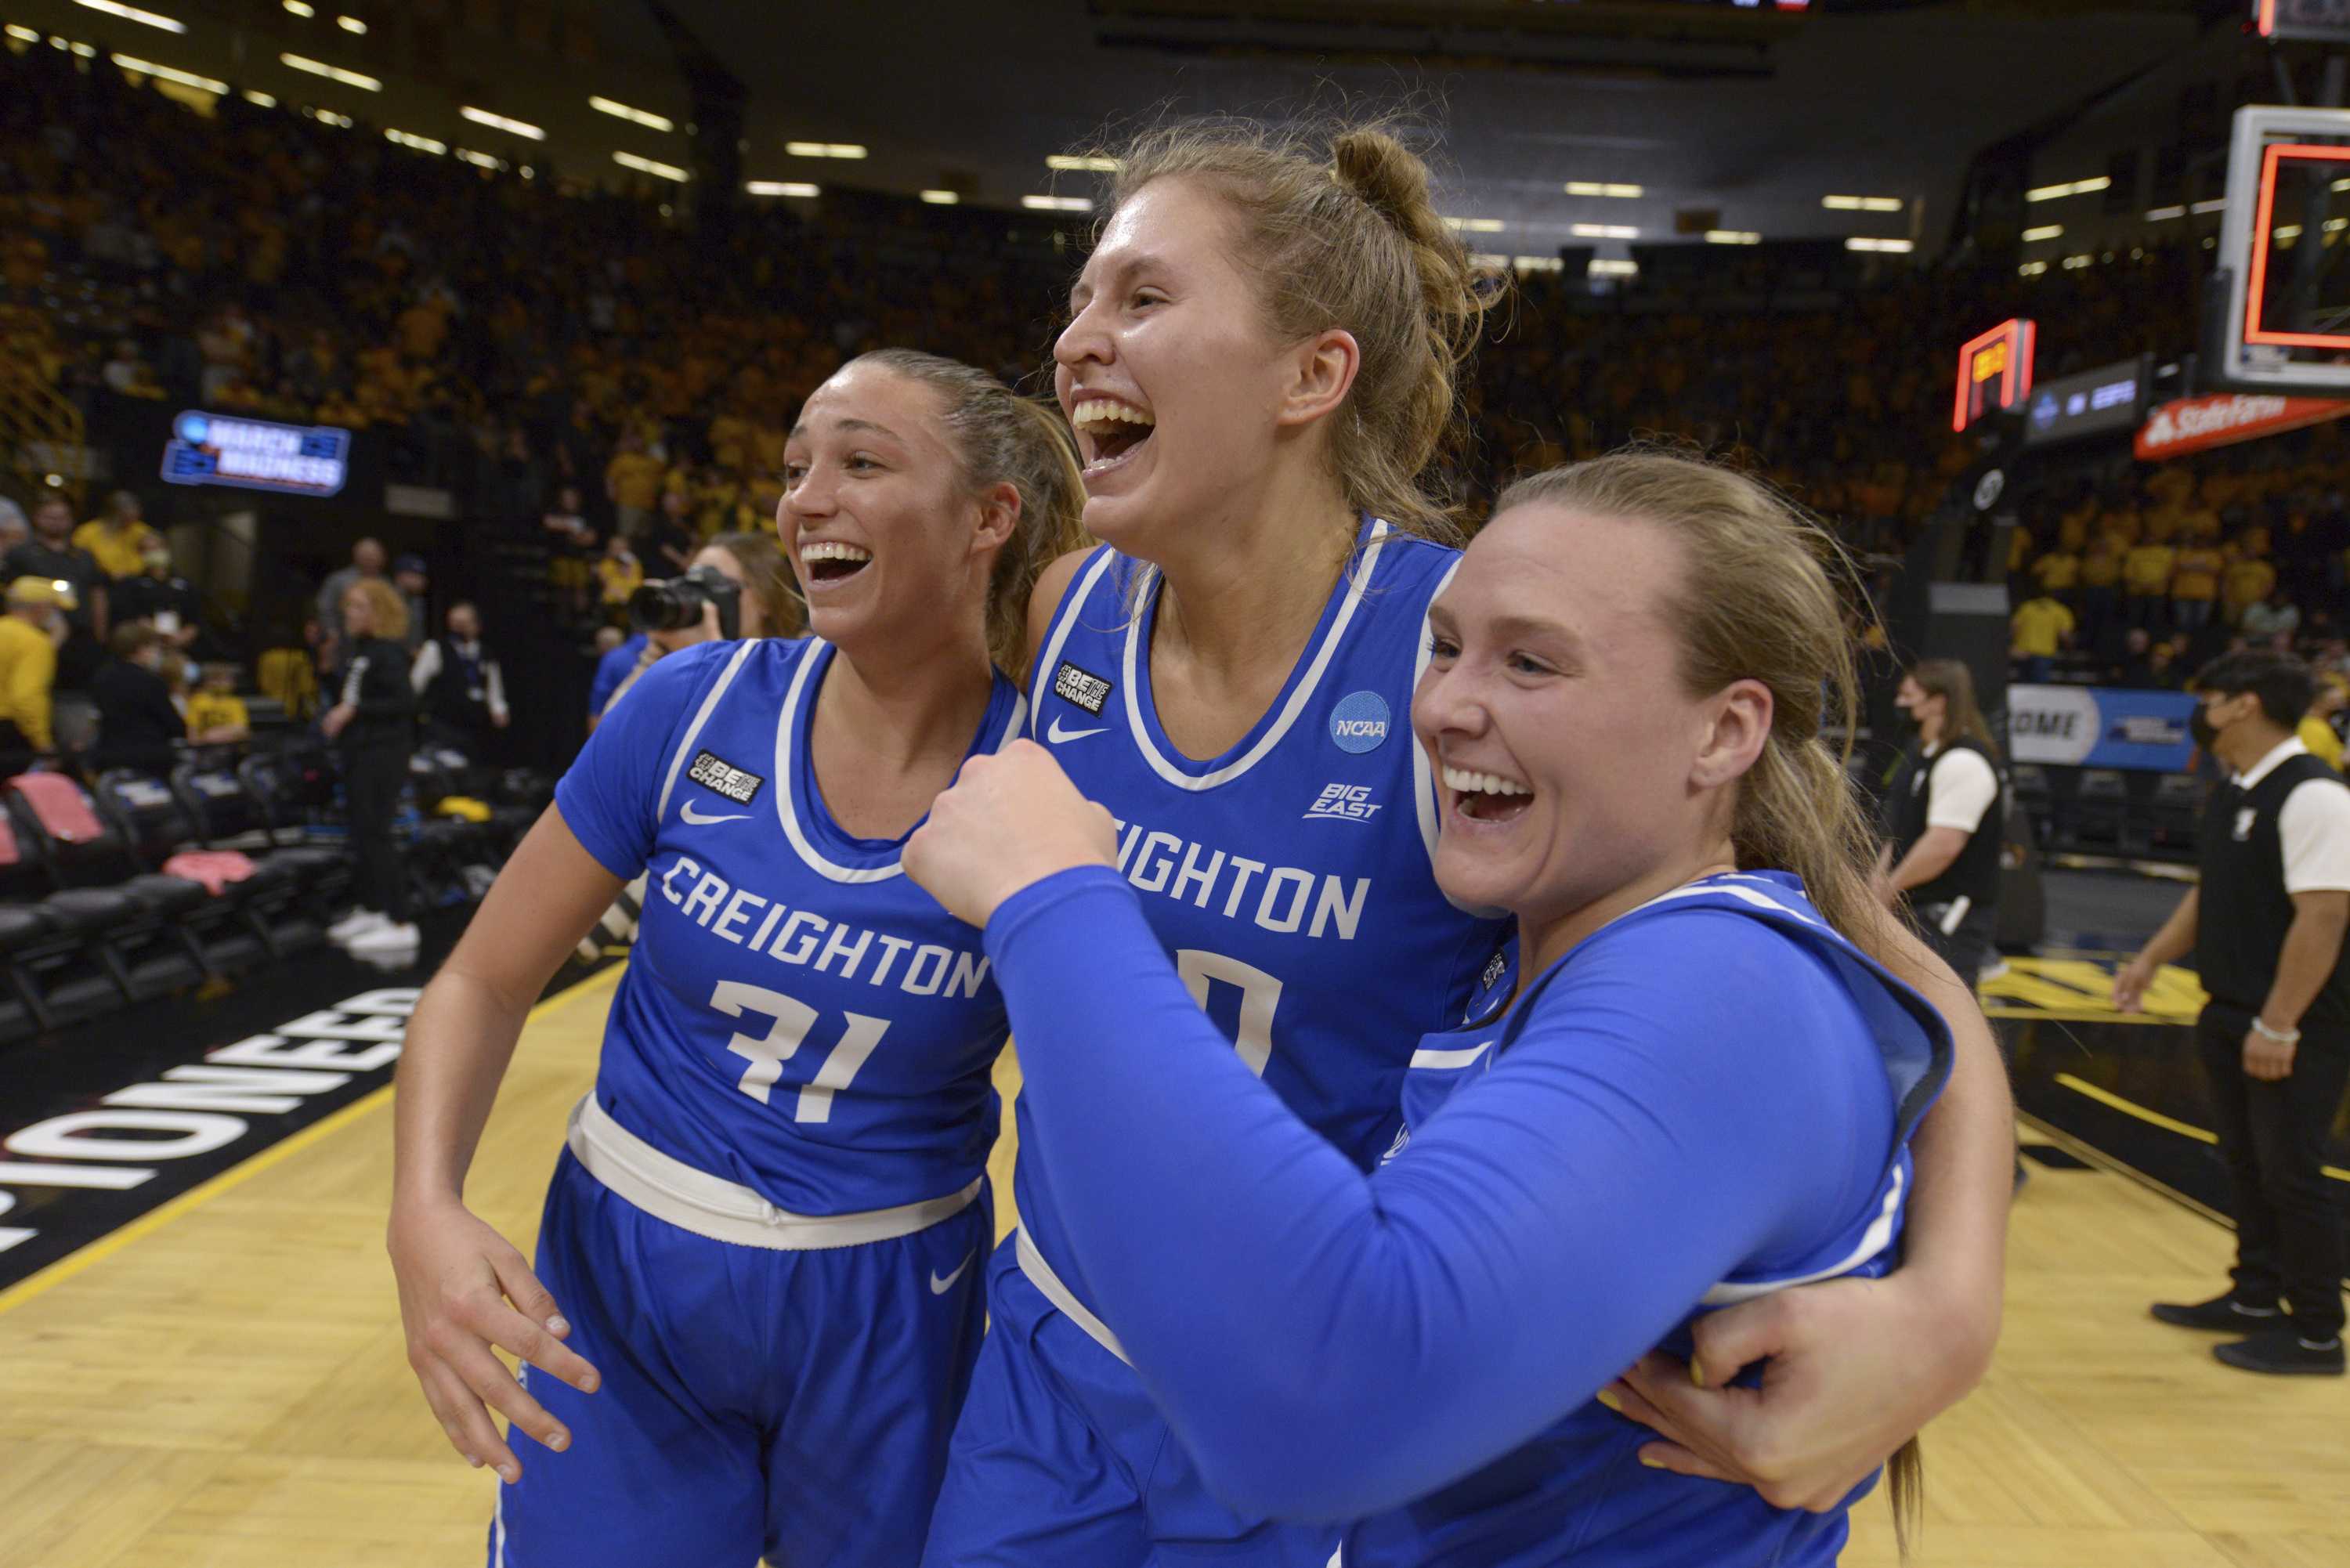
[600,531,799,716]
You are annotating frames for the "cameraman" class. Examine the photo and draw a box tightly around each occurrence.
[601,532,799,717]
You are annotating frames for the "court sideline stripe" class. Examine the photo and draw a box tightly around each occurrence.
[0,961,627,1320]
[2055,1071,2350,1183]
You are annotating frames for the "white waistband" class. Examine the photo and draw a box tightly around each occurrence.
[566,1094,980,1251]
[1015,1224,1131,1365]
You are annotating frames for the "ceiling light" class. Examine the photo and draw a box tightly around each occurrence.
[1443,217,1505,233]
[336,14,364,33]
[455,148,506,171]
[2146,205,2185,221]
[2026,176,2112,202]
[615,151,689,182]
[1846,237,1913,253]
[2189,198,2228,215]
[280,52,378,89]
[2019,261,2047,276]
[282,0,312,13]
[461,106,542,139]
[243,89,275,106]
[1565,181,1643,198]
[1823,195,1903,212]
[74,1,184,33]
[1589,258,1639,277]
[1704,229,1761,245]
[4,26,37,42]
[745,181,820,197]
[385,128,444,155]
[1512,255,1565,273]
[1572,223,1637,240]
[919,190,960,204]
[2022,224,2063,242]
[590,96,673,133]
[2063,253,2092,269]
[2276,224,2305,240]
[1047,154,1120,172]
[112,53,224,93]
[1022,194,1092,212]
[785,142,866,159]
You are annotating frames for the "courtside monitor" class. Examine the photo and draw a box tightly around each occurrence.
[1953,318,2035,432]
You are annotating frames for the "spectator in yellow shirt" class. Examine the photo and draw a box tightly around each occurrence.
[2170,539,2225,630]
[596,536,643,625]
[2122,539,2176,630]
[2011,592,2077,682]
[605,428,663,548]
[2298,703,2345,771]
[72,490,160,581]
[0,576,65,765]
[2224,547,2277,626]
[2078,533,2124,647]
[186,663,251,745]
[2030,547,2081,602]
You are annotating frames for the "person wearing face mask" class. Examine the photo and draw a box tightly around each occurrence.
[385,352,1088,1568]
[88,621,188,777]
[1878,660,2006,989]
[2115,651,2350,1377]
[905,450,1955,1567]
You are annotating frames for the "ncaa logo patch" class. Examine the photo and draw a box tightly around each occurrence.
[1329,690,1390,754]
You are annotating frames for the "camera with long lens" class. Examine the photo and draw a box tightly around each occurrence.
[628,563,744,641]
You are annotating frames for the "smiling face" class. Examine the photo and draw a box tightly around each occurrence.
[781,361,1009,659]
[1054,178,1305,551]
[1413,502,1759,935]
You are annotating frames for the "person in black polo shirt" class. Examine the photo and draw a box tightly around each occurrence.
[408,600,508,760]
[2116,650,2349,1376]
[1878,659,2006,984]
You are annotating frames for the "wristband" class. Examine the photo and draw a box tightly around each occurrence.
[2250,1017,2301,1046]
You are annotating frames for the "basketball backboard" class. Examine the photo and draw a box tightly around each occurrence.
[2214,104,2350,394]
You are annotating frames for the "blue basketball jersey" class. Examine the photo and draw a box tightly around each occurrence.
[1345,871,1948,1568]
[1021,517,1509,1306]
[555,637,1024,1216]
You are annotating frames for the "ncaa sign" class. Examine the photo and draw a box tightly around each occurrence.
[1329,690,1390,754]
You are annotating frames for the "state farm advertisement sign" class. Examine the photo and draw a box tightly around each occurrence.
[2135,393,2350,460]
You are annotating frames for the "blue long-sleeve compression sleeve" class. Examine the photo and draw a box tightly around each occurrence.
[985,866,1900,1522]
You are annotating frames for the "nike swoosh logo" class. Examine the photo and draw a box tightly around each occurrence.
[1047,716,1107,743]
[680,800,752,825]
[930,1249,977,1295]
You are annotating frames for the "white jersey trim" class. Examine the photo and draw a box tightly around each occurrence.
[1408,1039,1493,1071]
[1701,1158,1906,1306]
[773,638,1027,886]
[656,639,761,823]
[1029,547,1120,737]
[1119,522,1394,793]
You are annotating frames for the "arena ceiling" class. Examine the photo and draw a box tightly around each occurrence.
[656,0,2215,253]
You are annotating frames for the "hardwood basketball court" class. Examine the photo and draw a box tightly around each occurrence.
[2,960,2344,1568]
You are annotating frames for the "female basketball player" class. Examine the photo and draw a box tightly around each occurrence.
[917,121,2012,1567]
[385,349,1085,1568]
[908,450,1947,1565]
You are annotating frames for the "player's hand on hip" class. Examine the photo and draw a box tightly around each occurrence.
[1606,1273,1972,1512]
[905,739,1119,927]
[387,1195,600,1483]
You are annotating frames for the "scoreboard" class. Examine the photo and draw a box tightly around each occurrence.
[1953,318,2036,433]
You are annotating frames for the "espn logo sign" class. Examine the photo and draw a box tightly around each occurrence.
[687,750,765,805]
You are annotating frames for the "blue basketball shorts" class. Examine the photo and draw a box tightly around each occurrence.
[919,1234,1339,1568]
[486,1148,991,1568]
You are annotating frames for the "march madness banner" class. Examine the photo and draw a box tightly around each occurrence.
[2007,685,2199,771]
